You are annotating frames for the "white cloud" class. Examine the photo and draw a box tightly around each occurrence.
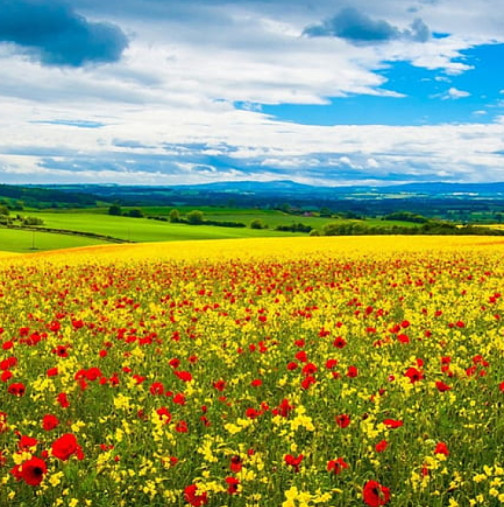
[437,87,471,100]
[1,95,504,185]
[0,0,503,186]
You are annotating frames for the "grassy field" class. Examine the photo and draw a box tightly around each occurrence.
[0,207,422,253]
[0,227,103,253]
[30,212,306,243]
[124,206,419,229]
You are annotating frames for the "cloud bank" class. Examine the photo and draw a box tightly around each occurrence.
[0,0,128,66]
[303,8,430,44]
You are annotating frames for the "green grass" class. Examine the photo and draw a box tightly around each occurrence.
[0,208,421,253]
[30,212,306,243]
[41,207,419,229]
[0,228,103,253]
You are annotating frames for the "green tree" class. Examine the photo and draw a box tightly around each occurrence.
[128,209,144,218]
[169,209,181,223]
[187,210,204,225]
[108,204,122,216]
[250,219,265,229]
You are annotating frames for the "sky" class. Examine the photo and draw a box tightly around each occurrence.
[0,0,503,187]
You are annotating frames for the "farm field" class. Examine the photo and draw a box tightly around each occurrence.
[1,236,504,506]
[29,211,307,244]
[0,208,424,254]
[0,228,103,253]
[130,207,418,229]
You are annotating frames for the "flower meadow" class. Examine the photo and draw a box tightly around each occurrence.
[2,236,504,506]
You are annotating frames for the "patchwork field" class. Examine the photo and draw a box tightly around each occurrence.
[1,236,504,506]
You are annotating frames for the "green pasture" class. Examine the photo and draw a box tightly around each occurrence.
[0,228,103,253]
[30,212,306,243]
[0,207,421,253]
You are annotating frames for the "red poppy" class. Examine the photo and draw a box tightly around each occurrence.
[169,358,180,368]
[302,363,317,376]
[175,420,188,433]
[225,476,240,494]
[363,480,391,506]
[436,381,451,392]
[42,414,59,431]
[19,435,38,450]
[56,392,70,408]
[184,484,208,506]
[434,442,449,456]
[213,380,226,391]
[230,455,242,473]
[272,399,294,417]
[7,382,25,396]
[173,393,186,405]
[156,407,172,424]
[347,366,358,378]
[327,457,348,474]
[12,456,47,486]
[404,367,424,383]
[245,407,261,419]
[51,433,84,461]
[175,370,192,382]
[335,414,351,428]
[383,419,403,429]
[0,356,17,370]
[397,334,409,344]
[325,358,338,369]
[295,351,308,363]
[301,375,316,390]
[284,453,303,472]
[52,345,68,357]
[375,440,388,453]
[333,337,347,348]
[149,382,164,395]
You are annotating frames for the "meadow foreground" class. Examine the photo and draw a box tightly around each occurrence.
[1,236,504,506]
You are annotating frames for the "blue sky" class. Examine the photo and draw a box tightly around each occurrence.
[0,0,503,186]
[262,43,504,126]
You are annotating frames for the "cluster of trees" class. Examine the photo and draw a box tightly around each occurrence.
[20,216,44,226]
[108,204,144,218]
[382,211,429,223]
[168,209,246,228]
[0,207,44,226]
[276,223,313,233]
[322,221,504,236]
[0,185,96,208]
[250,219,267,230]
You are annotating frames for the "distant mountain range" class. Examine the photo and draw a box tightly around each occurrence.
[167,180,504,196]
